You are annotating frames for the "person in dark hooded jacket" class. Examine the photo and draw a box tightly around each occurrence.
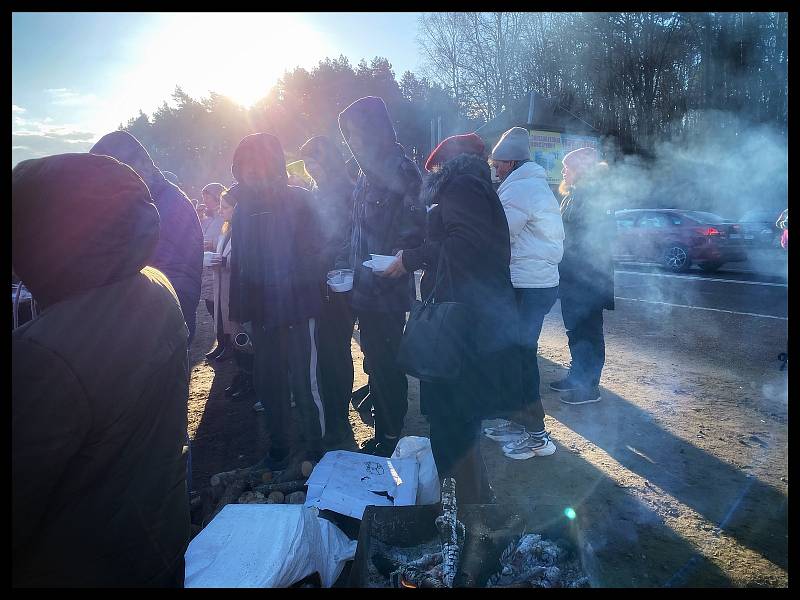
[228,133,327,467]
[12,153,190,587]
[551,147,615,405]
[300,135,357,446]
[337,96,426,457]
[90,131,204,343]
[381,134,521,503]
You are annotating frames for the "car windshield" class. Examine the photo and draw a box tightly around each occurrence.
[683,211,727,224]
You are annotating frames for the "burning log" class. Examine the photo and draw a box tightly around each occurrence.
[372,552,446,588]
[435,477,465,587]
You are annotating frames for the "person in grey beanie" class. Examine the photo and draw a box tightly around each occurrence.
[483,127,565,460]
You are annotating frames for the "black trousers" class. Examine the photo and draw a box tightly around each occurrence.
[251,319,325,460]
[318,292,355,439]
[176,291,197,345]
[559,286,606,389]
[428,413,491,505]
[357,310,408,440]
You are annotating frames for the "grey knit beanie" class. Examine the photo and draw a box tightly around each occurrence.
[490,127,531,161]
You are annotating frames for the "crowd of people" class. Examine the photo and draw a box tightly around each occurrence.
[12,94,616,586]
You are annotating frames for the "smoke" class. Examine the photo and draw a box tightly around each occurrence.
[601,110,788,219]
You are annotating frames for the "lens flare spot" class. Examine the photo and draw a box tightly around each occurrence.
[564,507,577,520]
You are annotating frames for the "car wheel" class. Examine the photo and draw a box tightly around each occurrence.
[662,244,691,272]
[698,261,723,272]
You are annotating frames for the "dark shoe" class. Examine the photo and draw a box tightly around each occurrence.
[211,346,231,363]
[360,436,398,458]
[560,387,602,405]
[205,344,225,361]
[230,378,254,401]
[351,384,371,411]
[224,373,242,398]
[549,374,579,392]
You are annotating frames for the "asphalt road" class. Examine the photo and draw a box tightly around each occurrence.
[613,263,788,320]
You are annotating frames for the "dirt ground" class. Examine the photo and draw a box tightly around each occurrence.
[187,292,788,588]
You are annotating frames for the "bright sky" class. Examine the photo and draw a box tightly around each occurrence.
[12,12,422,166]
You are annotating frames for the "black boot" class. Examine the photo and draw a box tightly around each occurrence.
[230,372,254,400]
[205,344,225,361]
[225,372,242,398]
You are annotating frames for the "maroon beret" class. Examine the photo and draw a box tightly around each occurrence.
[424,133,485,172]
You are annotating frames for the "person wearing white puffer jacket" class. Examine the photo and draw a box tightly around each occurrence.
[483,127,564,460]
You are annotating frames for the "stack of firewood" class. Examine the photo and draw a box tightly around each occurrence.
[189,460,316,533]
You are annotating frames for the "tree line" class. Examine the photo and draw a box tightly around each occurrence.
[121,12,787,199]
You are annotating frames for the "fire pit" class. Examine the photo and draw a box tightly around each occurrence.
[349,500,589,588]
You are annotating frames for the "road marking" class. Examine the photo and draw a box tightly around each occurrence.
[615,296,788,320]
[615,270,787,288]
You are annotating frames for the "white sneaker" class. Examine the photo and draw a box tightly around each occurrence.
[503,431,557,460]
[253,401,264,412]
[483,419,527,442]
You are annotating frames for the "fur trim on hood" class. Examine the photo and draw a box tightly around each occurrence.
[420,152,492,207]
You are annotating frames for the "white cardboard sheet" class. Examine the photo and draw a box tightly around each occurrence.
[304,450,419,519]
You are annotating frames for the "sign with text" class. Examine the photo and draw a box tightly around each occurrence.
[529,130,599,185]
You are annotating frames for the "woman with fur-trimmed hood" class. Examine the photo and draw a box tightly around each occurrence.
[381,133,520,503]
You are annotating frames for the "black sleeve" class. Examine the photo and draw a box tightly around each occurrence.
[390,162,425,254]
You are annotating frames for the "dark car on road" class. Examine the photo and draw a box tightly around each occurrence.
[739,208,782,248]
[614,209,748,273]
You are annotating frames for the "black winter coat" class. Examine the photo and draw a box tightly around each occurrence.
[337,96,426,313]
[559,184,616,310]
[228,183,324,328]
[402,153,521,418]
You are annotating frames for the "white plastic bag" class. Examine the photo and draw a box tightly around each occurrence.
[184,504,356,588]
[391,436,440,505]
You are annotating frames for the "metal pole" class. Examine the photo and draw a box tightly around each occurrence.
[437,117,442,144]
[431,119,436,152]
[527,90,536,126]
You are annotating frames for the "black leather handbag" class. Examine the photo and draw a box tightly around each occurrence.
[396,248,472,382]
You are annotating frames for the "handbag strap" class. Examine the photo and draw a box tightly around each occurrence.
[422,243,455,306]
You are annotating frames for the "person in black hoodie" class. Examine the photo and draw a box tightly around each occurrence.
[337,97,426,457]
[12,153,189,586]
[228,133,327,468]
[381,134,520,503]
[90,131,203,344]
[300,135,357,446]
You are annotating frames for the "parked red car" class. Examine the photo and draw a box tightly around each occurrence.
[613,209,748,272]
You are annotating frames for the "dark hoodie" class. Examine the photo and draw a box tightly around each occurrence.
[12,154,190,586]
[228,134,324,328]
[337,96,425,313]
[90,131,203,320]
[299,135,354,273]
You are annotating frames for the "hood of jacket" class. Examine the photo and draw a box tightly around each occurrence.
[231,133,288,188]
[12,153,160,307]
[299,135,349,185]
[338,96,404,175]
[90,131,165,192]
[497,160,548,194]
[420,152,492,208]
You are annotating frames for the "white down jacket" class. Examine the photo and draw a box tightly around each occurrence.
[497,161,565,288]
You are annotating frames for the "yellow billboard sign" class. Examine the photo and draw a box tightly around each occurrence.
[529,130,599,185]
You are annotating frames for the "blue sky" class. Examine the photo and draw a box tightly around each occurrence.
[12,12,422,166]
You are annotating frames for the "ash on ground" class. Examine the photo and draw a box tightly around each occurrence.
[486,532,591,588]
[366,538,442,588]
